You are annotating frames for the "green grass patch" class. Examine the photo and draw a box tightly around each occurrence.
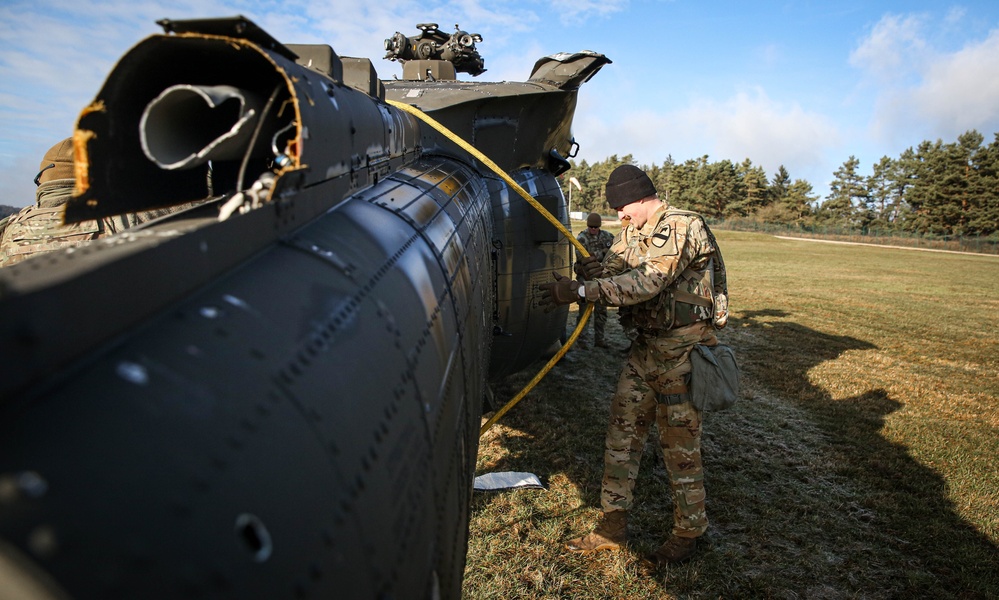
[465,230,999,599]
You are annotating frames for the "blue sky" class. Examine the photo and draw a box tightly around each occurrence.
[2,1,998,208]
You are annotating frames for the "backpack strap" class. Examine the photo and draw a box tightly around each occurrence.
[664,208,730,327]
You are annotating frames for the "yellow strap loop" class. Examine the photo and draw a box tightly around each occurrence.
[479,303,593,436]
[385,99,593,437]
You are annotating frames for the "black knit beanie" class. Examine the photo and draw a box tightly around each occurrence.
[605,164,656,209]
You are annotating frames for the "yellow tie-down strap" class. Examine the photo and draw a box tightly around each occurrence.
[385,99,595,437]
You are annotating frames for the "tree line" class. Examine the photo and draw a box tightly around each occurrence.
[565,129,999,238]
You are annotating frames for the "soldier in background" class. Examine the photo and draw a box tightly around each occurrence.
[0,138,82,266]
[0,138,200,267]
[539,164,728,565]
[572,212,614,347]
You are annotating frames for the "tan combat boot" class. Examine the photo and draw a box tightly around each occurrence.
[565,510,627,553]
[643,534,697,566]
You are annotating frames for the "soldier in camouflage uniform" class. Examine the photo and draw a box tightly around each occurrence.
[539,164,728,566]
[1,138,80,266]
[0,138,201,267]
[573,212,615,347]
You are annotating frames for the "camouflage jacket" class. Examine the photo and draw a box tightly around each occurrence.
[583,204,720,331]
[0,181,96,267]
[0,180,192,268]
[574,228,614,266]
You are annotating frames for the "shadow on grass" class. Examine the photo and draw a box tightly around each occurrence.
[710,309,999,597]
[470,308,999,598]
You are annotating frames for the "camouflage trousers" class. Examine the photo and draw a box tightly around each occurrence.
[600,321,714,538]
[575,300,607,342]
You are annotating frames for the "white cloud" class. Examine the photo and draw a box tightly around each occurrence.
[945,6,967,27]
[756,42,782,68]
[852,13,999,145]
[573,86,840,184]
[261,0,540,56]
[849,13,927,81]
[0,0,231,206]
[550,0,628,25]
[0,0,548,207]
[691,90,841,170]
[909,28,999,136]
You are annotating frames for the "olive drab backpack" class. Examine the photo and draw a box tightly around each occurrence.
[679,213,739,410]
[665,210,729,330]
[704,221,729,330]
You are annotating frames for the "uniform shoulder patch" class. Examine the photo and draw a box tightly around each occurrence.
[651,224,672,248]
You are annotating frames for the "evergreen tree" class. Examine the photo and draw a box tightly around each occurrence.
[784,179,818,226]
[646,155,677,203]
[566,159,591,213]
[904,136,980,237]
[819,156,867,228]
[566,127,999,238]
[903,141,938,235]
[769,165,791,206]
[968,133,999,235]
[701,159,738,218]
[731,159,769,216]
[890,148,919,227]
[955,130,985,235]
[866,156,899,231]
[754,176,817,227]
[671,155,710,212]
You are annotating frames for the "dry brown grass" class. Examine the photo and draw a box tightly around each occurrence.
[464,230,999,599]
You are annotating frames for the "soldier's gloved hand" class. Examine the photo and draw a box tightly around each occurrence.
[573,255,603,280]
[537,272,581,313]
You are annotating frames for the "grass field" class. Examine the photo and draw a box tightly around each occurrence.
[464,229,999,599]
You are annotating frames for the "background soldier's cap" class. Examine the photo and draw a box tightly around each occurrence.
[605,164,656,209]
[586,212,602,228]
[35,138,74,186]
